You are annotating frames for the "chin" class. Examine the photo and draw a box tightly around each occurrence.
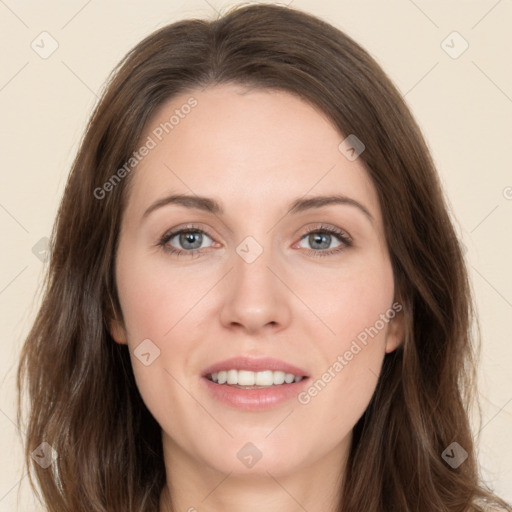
[200,435,306,477]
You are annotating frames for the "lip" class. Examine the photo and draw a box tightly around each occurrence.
[200,356,310,412]
[201,375,310,411]
[201,356,309,378]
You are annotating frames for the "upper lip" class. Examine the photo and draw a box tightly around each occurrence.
[201,356,309,378]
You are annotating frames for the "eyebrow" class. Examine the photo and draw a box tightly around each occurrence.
[141,193,374,223]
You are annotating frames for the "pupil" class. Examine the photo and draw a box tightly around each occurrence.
[310,233,330,250]
[181,232,202,249]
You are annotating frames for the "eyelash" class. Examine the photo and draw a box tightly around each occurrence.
[156,223,353,259]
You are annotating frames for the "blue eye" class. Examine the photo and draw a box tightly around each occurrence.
[158,226,213,257]
[157,224,352,258]
[296,225,352,258]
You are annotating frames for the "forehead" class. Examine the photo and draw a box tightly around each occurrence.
[124,83,381,225]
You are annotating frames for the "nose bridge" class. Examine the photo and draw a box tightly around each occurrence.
[219,232,291,332]
[232,232,280,304]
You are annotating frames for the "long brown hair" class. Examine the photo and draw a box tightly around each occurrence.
[17,4,511,511]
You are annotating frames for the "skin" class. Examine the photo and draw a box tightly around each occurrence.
[110,83,404,512]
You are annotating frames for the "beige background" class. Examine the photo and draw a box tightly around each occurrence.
[0,0,511,509]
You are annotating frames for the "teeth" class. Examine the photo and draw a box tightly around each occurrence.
[210,370,303,386]
[227,369,238,385]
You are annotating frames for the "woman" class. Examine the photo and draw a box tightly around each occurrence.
[17,4,511,511]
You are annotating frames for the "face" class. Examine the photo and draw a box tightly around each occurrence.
[110,83,403,482]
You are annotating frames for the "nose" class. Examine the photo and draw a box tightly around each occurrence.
[219,242,292,335]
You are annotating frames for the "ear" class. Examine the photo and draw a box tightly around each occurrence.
[384,302,405,354]
[106,291,128,345]
[110,317,128,345]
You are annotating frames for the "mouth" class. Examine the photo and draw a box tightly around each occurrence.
[206,369,306,389]
[200,356,310,410]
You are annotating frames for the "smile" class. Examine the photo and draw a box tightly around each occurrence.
[208,369,304,387]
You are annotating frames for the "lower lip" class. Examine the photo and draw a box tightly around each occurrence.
[201,376,310,411]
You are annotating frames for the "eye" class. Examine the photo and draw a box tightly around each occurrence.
[157,225,215,257]
[156,223,352,258]
[296,225,352,258]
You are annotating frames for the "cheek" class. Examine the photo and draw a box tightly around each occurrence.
[115,252,205,429]
[115,249,211,342]
[300,251,396,346]
[296,256,395,413]
[113,248,190,383]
